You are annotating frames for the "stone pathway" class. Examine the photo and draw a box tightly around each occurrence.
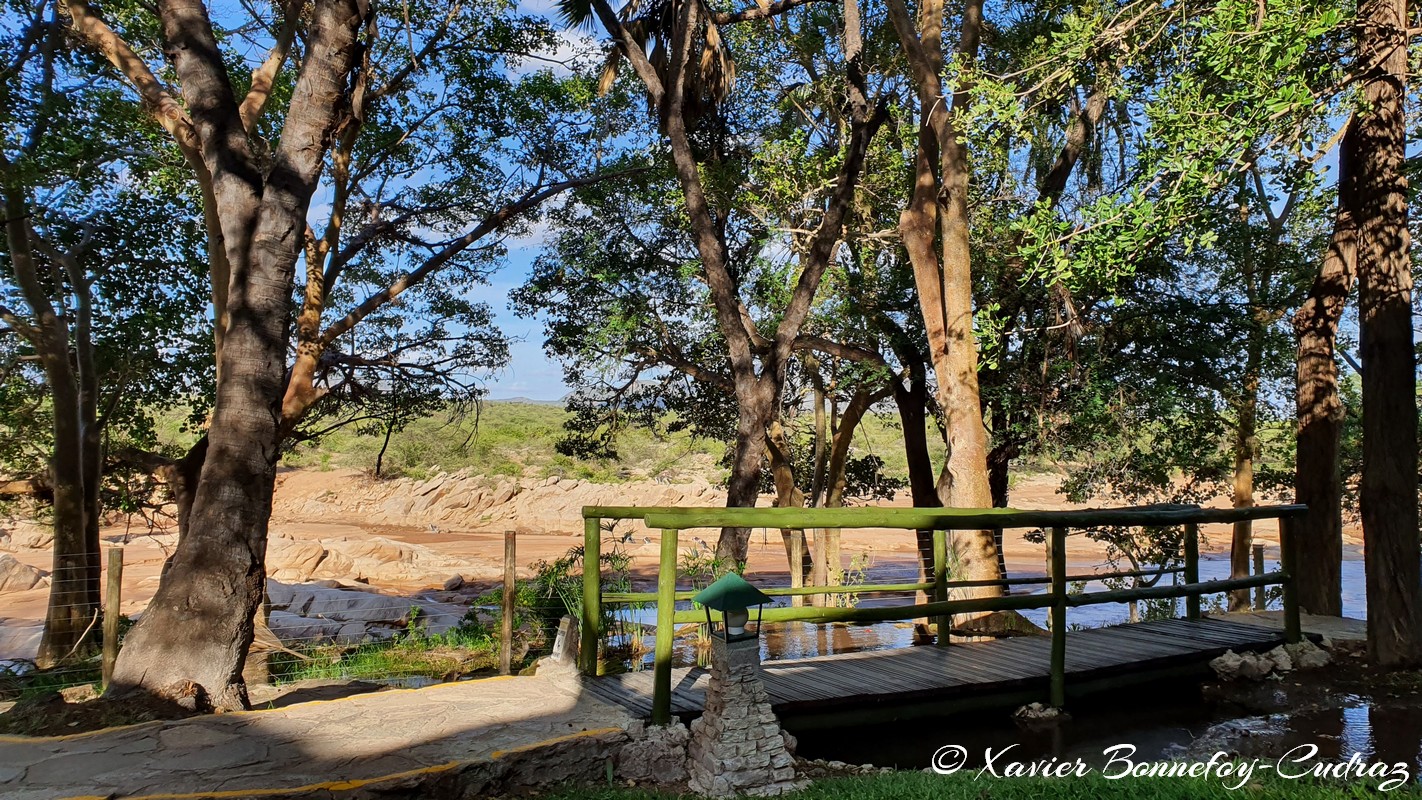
[0,672,635,800]
[1226,611,1368,643]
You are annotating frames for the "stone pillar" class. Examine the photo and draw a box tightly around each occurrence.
[687,637,804,797]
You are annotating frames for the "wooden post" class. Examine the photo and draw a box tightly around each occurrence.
[102,547,123,690]
[1253,543,1266,611]
[932,529,949,646]
[1049,526,1067,708]
[580,517,601,675]
[652,528,679,726]
[1184,523,1201,620]
[501,530,516,675]
[1280,517,1302,643]
[789,529,804,608]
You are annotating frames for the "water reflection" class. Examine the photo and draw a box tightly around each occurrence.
[793,681,1422,780]
[606,552,1368,671]
[792,677,1222,769]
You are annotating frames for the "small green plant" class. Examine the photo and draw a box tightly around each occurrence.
[832,551,875,608]
[678,547,728,590]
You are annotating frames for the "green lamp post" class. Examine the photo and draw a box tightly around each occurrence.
[692,572,774,641]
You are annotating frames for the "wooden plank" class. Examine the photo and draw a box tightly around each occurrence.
[1153,618,1283,648]
[1084,625,1226,655]
[586,615,1293,721]
[939,643,1047,682]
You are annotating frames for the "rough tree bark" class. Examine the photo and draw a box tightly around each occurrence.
[106,0,366,708]
[1292,136,1356,617]
[1350,0,1421,667]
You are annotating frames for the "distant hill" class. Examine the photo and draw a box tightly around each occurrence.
[484,396,565,406]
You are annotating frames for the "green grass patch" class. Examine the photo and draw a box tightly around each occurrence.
[267,627,507,685]
[539,770,1418,799]
[266,609,508,685]
[0,662,101,703]
[155,400,990,487]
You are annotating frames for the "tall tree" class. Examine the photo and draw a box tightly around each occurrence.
[1350,0,1420,666]
[1293,130,1355,617]
[569,0,886,561]
[66,0,613,704]
[0,1,208,665]
[883,0,1001,596]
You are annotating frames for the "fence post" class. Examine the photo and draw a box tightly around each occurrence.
[789,529,804,608]
[1253,542,1266,611]
[652,527,679,726]
[580,517,601,675]
[932,529,949,646]
[501,530,516,675]
[1184,523,1200,620]
[1280,517,1302,643]
[102,547,123,690]
[1049,526,1067,708]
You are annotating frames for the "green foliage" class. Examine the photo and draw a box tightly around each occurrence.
[537,769,1416,800]
[268,620,510,685]
[254,400,943,488]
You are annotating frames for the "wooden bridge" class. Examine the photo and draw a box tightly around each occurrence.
[577,504,1308,725]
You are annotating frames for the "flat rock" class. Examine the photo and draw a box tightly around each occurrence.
[0,554,47,593]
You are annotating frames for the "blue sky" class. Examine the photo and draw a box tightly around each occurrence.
[476,0,592,402]
[476,240,570,402]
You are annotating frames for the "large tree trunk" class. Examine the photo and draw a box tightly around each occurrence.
[1351,0,1421,668]
[934,0,1001,600]
[110,0,365,707]
[887,0,1003,604]
[718,380,775,564]
[1292,142,1356,617]
[1,183,99,666]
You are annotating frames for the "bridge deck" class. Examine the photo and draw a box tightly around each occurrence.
[581,617,1287,723]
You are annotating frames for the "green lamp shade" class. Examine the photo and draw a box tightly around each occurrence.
[692,572,774,611]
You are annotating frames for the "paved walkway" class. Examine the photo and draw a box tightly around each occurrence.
[0,672,635,800]
[1226,611,1368,643]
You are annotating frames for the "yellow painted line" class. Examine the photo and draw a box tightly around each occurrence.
[0,719,166,743]
[490,726,627,759]
[0,674,522,743]
[55,726,628,800]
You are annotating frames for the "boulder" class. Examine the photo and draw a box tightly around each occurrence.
[0,520,53,550]
[266,536,328,582]
[1263,645,1293,673]
[294,583,416,624]
[0,554,47,593]
[1285,639,1332,670]
[1209,649,1274,681]
[336,620,374,644]
[267,610,344,645]
[443,574,465,591]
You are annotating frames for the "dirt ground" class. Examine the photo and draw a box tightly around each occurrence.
[0,470,1358,662]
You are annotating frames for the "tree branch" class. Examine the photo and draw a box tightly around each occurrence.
[60,0,204,166]
[319,171,623,348]
[239,0,304,132]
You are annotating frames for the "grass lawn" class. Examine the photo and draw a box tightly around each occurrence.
[538,770,1419,799]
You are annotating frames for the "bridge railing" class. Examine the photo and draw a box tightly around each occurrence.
[579,503,1308,724]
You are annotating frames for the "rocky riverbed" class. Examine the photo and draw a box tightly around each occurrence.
[0,468,1360,665]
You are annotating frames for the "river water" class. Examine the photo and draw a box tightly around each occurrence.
[609,546,1370,667]
[611,547,1422,783]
